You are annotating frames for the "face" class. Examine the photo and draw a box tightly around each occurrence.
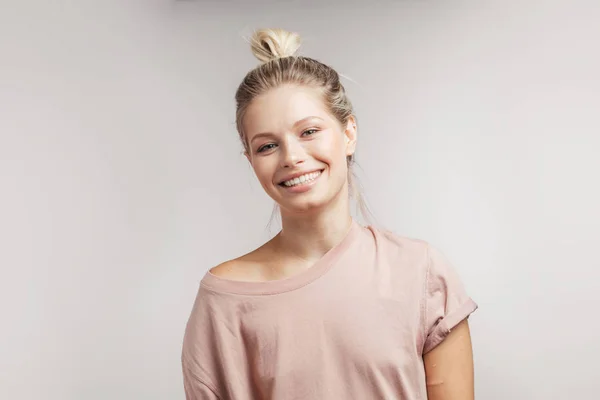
[243,84,357,214]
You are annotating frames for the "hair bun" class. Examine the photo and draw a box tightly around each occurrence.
[249,28,301,63]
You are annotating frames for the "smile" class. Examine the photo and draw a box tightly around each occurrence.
[280,170,323,187]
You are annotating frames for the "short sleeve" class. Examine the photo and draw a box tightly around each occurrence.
[182,361,221,400]
[422,243,478,354]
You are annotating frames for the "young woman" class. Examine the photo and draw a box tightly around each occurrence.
[182,28,477,400]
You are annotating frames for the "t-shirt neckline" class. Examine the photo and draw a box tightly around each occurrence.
[201,219,361,295]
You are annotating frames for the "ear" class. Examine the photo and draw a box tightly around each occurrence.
[344,115,358,157]
[244,150,252,165]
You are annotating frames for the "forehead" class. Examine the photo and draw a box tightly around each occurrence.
[243,85,333,135]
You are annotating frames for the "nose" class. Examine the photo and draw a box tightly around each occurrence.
[279,135,306,168]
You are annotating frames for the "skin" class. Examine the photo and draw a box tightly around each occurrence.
[210,83,475,399]
[424,319,475,400]
[211,84,357,282]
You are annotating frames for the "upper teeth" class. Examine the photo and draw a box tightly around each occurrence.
[283,171,321,187]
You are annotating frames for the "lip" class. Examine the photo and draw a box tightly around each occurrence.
[277,169,324,185]
[279,169,324,194]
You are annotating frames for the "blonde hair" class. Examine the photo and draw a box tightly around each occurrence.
[235,28,373,225]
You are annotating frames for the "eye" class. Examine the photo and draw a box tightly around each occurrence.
[302,128,319,137]
[257,143,277,153]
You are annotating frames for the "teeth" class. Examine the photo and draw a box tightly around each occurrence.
[283,171,321,187]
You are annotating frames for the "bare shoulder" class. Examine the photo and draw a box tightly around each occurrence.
[209,241,275,282]
[209,258,252,280]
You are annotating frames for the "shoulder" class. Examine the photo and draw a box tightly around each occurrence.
[208,258,255,281]
[207,242,274,282]
[368,224,430,258]
[360,225,436,287]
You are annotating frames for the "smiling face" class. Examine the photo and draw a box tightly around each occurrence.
[243,84,357,214]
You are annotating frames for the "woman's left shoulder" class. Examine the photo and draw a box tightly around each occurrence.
[365,223,431,260]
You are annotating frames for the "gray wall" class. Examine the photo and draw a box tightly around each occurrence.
[1,0,598,398]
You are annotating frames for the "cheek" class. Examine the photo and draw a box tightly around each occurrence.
[315,131,341,155]
[320,136,347,169]
[252,160,276,186]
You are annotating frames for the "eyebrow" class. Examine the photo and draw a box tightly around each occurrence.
[249,116,325,144]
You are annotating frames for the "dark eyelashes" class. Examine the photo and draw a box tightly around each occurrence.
[256,128,321,153]
[257,143,276,153]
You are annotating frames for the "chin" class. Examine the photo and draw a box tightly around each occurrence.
[278,189,341,215]
[289,199,326,213]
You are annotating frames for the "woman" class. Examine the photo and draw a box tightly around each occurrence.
[182,28,477,400]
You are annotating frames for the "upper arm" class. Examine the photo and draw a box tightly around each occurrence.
[423,318,474,400]
[422,244,478,354]
[420,243,477,399]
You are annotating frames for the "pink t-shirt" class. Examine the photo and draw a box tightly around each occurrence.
[182,220,477,399]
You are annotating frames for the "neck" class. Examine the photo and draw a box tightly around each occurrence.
[274,186,354,263]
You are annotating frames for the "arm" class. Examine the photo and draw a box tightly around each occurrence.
[423,318,474,400]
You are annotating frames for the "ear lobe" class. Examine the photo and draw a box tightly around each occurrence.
[346,143,356,157]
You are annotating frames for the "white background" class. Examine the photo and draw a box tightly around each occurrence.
[1,0,598,398]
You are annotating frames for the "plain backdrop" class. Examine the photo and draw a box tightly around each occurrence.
[1,0,599,399]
